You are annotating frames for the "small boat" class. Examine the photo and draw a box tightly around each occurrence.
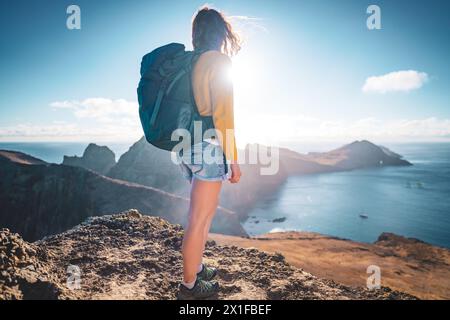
[359,213,369,219]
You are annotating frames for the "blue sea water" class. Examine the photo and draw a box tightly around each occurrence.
[244,143,450,249]
[1,141,449,248]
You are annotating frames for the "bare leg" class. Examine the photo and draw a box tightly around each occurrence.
[198,207,216,268]
[182,178,222,283]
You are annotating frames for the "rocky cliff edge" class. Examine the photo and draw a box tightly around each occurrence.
[0,209,416,300]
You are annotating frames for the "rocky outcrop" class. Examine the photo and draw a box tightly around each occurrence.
[375,232,450,265]
[0,229,61,299]
[376,232,426,245]
[0,210,416,300]
[0,150,47,165]
[211,231,450,300]
[0,150,246,241]
[107,137,188,196]
[63,143,116,175]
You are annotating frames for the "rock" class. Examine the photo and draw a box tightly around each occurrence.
[107,137,188,195]
[271,252,285,262]
[63,143,116,175]
[0,150,47,166]
[0,150,247,241]
[376,232,424,245]
[126,209,142,219]
[0,211,416,300]
[0,229,61,300]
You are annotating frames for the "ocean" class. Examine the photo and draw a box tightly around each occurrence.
[244,143,450,249]
[1,141,449,248]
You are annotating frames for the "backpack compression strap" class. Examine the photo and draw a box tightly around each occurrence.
[150,87,166,128]
[150,50,204,129]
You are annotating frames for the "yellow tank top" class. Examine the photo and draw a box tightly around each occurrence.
[192,50,237,162]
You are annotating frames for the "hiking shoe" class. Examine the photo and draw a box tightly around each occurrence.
[197,264,218,281]
[177,279,219,300]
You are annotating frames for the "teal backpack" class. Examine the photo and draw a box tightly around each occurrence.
[137,43,215,151]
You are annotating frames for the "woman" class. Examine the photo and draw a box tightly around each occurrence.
[177,7,242,300]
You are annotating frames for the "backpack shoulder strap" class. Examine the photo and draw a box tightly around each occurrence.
[188,50,208,117]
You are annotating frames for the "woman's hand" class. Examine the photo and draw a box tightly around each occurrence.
[229,163,242,184]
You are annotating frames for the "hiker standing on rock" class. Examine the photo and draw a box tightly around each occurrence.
[138,5,242,299]
[177,7,242,299]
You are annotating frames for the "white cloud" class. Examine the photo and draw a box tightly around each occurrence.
[0,98,142,142]
[49,98,142,141]
[0,122,141,142]
[51,98,138,123]
[362,70,429,93]
[235,110,450,146]
[228,15,268,35]
[2,97,450,143]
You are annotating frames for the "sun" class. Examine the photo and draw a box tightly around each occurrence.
[228,54,268,146]
[229,55,258,92]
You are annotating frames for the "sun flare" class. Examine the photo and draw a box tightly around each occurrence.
[229,54,269,146]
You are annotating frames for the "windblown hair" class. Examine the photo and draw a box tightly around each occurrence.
[192,6,241,57]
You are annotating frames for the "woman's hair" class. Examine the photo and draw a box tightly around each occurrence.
[192,6,241,57]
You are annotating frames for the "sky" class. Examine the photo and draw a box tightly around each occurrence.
[0,0,449,146]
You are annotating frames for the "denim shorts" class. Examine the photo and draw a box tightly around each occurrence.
[177,140,230,183]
